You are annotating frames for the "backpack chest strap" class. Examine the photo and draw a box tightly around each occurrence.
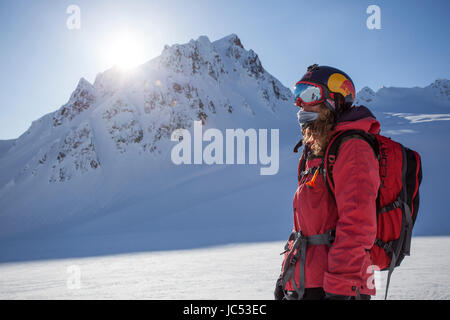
[299,166,325,178]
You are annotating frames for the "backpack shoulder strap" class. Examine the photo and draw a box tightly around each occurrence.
[297,144,309,182]
[324,129,379,196]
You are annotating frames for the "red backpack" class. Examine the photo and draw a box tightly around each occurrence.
[297,129,423,299]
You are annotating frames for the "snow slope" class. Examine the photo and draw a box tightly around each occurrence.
[0,139,15,158]
[0,237,448,300]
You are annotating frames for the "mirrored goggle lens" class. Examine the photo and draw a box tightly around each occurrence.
[294,83,323,104]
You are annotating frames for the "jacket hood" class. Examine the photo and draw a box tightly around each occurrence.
[334,105,380,134]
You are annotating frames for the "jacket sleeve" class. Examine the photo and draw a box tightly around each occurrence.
[323,138,380,296]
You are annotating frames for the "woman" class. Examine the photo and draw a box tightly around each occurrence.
[275,65,380,300]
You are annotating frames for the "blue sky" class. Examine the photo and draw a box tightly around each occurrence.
[0,0,449,139]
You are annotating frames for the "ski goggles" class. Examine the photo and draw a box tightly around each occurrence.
[294,81,332,107]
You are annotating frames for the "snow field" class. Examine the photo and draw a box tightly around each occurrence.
[0,236,448,300]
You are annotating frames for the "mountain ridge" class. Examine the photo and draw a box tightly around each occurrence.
[0,34,295,188]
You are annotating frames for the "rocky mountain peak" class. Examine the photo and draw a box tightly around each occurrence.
[1,34,294,187]
[53,78,96,127]
[427,78,450,101]
[354,86,376,105]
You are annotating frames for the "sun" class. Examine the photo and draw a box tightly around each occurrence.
[102,31,149,70]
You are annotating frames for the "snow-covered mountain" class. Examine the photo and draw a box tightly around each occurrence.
[0,34,300,262]
[0,34,293,188]
[0,34,449,263]
[355,79,450,113]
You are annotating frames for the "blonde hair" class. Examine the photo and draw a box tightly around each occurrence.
[301,104,336,156]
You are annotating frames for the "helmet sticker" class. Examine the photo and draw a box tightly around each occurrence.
[327,73,355,100]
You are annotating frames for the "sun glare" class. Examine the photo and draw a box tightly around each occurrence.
[102,32,148,70]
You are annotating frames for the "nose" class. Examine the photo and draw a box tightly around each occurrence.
[301,103,321,113]
[300,103,312,111]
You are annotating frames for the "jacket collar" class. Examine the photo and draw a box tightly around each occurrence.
[333,106,380,135]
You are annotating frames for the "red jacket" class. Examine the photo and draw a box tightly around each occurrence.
[283,109,381,296]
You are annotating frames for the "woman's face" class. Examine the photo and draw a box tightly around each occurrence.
[300,102,322,113]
